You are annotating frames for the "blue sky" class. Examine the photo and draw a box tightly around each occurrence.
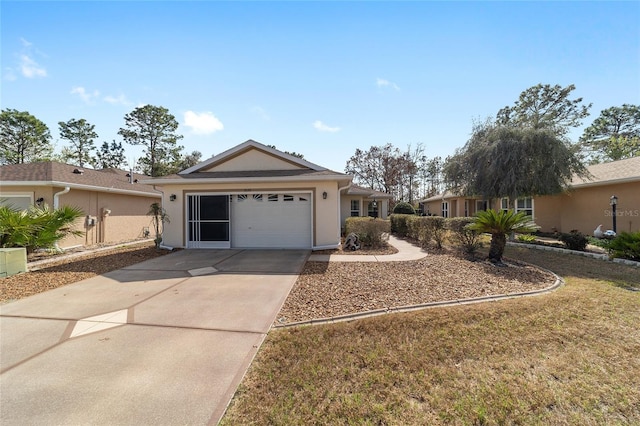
[2,1,639,172]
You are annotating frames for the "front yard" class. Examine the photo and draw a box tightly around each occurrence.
[222,246,640,425]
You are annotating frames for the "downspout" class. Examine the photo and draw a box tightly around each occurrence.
[53,186,70,209]
[152,185,173,250]
[53,187,70,251]
[337,182,352,243]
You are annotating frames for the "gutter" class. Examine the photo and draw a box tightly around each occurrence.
[4,181,161,198]
[140,174,351,185]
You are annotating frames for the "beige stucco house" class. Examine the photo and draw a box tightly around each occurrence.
[420,156,640,235]
[144,140,391,250]
[0,162,161,249]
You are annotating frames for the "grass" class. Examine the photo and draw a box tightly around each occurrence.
[221,246,640,425]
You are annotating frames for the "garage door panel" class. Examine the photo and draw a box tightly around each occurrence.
[231,194,311,249]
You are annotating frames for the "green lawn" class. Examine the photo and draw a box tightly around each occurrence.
[221,247,640,425]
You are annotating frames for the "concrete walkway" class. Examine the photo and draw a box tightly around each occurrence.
[0,249,308,426]
[308,234,427,262]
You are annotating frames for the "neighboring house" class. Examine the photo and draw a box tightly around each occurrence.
[144,140,391,250]
[420,156,640,235]
[340,184,392,228]
[0,162,161,249]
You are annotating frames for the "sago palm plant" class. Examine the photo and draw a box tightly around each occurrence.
[468,209,538,264]
[0,204,84,253]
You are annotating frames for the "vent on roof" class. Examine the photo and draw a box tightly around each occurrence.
[73,168,84,174]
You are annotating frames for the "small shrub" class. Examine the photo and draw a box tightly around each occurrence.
[345,217,390,248]
[517,234,537,243]
[390,214,413,237]
[425,216,447,249]
[393,202,415,215]
[447,217,482,258]
[558,230,588,251]
[406,216,431,248]
[607,231,640,261]
[587,236,610,250]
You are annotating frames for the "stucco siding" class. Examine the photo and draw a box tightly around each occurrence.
[202,150,301,172]
[157,180,342,249]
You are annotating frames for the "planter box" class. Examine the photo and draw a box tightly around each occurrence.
[0,248,27,278]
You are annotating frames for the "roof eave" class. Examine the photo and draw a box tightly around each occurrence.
[1,181,161,198]
[142,174,352,185]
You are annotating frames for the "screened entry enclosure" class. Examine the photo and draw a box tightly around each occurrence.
[186,193,312,249]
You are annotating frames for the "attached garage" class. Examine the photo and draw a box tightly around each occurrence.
[147,140,352,251]
[186,192,312,249]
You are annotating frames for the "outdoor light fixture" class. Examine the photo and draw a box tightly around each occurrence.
[322,191,327,199]
[36,197,44,206]
[610,195,618,233]
[169,194,177,202]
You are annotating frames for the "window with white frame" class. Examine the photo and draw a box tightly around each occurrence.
[516,197,534,216]
[442,201,449,218]
[500,197,534,217]
[350,200,360,217]
[501,198,509,212]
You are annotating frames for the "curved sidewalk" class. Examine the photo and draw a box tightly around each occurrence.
[308,235,427,262]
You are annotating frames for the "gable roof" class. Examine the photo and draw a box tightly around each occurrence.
[179,139,328,175]
[145,139,350,184]
[0,162,160,197]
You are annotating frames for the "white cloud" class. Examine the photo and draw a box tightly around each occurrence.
[104,93,132,106]
[20,54,47,78]
[313,120,340,133]
[376,77,400,91]
[20,37,33,48]
[71,86,100,104]
[183,111,224,135]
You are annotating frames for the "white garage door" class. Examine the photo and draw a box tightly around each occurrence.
[231,193,312,248]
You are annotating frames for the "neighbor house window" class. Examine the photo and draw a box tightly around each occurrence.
[442,201,449,218]
[516,197,534,217]
[350,200,360,217]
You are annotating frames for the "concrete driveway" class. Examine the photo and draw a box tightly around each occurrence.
[0,249,309,425]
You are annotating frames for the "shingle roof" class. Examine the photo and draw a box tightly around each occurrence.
[346,184,393,199]
[0,162,159,195]
[572,156,640,187]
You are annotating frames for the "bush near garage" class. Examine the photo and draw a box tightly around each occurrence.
[345,217,390,248]
[447,217,483,258]
[389,214,413,237]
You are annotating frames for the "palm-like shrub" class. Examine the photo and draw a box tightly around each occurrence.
[0,204,84,253]
[468,209,538,264]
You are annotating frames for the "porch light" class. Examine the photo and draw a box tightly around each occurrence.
[322,191,327,200]
[36,197,44,206]
[372,199,377,207]
[169,194,177,202]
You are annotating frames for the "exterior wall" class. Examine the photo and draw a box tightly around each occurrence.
[158,180,343,249]
[340,196,390,228]
[1,184,159,249]
[557,182,639,235]
[202,150,300,172]
[56,189,160,249]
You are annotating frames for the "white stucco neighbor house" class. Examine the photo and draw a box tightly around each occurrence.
[143,140,390,250]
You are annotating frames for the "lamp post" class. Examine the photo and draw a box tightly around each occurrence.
[610,195,618,233]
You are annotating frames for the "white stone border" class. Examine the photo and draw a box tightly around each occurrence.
[507,242,640,268]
